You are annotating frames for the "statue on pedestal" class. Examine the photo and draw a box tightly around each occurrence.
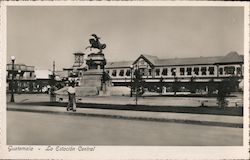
[83,34,109,94]
[85,34,107,70]
[55,34,109,99]
[85,34,106,53]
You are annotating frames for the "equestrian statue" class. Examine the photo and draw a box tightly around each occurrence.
[85,34,106,53]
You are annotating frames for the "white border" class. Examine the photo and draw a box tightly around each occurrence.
[0,1,249,159]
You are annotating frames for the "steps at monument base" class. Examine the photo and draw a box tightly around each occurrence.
[55,86,131,101]
[76,86,98,96]
[55,86,99,98]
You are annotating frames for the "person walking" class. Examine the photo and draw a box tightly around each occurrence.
[67,81,76,112]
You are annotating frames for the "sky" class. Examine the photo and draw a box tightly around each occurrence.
[7,6,244,70]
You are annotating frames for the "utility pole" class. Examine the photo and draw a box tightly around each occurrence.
[50,61,56,102]
[53,61,55,75]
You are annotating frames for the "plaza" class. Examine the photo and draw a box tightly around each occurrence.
[4,5,246,152]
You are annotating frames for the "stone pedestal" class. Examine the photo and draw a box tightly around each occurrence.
[86,53,106,70]
[77,52,107,96]
[81,70,102,88]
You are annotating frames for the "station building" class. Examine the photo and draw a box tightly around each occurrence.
[105,51,244,93]
[6,63,36,93]
[7,51,243,94]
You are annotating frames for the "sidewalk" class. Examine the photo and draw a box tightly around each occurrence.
[7,93,243,107]
[7,103,243,128]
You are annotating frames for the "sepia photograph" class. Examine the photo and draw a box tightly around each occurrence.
[0,1,249,159]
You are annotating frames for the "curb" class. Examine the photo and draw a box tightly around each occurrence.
[12,101,243,116]
[7,107,243,128]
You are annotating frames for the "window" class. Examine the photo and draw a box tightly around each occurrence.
[180,68,185,76]
[201,67,207,75]
[162,68,168,76]
[106,70,110,74]
[186,68,192,75]
[219,68,223,75]
[119,70,124,76]
[156,69,160,76]
[236,67,242,75]
[126,70,131,76]
[148,69,152,76]
[30,72,32,77]
[171,68,176,76]
[112,70,117,77]
[208,67,214,75]
[140,68,146,76]
[224,66,235,75]
[139,59,145,65]
[194,67,199,75]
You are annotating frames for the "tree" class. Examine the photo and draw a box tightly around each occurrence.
[217,83,229,108]
[173,76,179,95]
[208,78,215,95]
[49,73,56,87]
[159,77,164,95]
[189,76,196,94]
[100,59,108,91]
[132,69,145,105]
[217,77,238,108]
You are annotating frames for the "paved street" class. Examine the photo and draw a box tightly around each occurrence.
[7,110,243,146]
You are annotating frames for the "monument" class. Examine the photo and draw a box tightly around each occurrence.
[55,34,131,101]
[55,34,110,99]
[79,34,109,96]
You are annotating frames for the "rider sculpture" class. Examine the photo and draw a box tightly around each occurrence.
[85,34,106,53]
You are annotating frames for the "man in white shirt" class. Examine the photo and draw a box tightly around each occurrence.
[67,82,76,112]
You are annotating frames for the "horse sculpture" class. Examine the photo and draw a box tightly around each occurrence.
[85,34,106,53]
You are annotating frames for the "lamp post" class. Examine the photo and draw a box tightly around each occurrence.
[130,65,133,97]
[10,56,15,102]
[17,70,21,93]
